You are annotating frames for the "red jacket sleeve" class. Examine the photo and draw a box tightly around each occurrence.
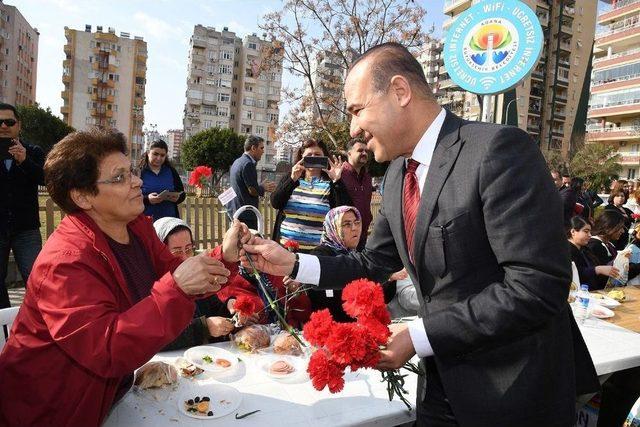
[33,254,195,379]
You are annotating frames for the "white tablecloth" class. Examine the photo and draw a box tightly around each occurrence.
[578,317,640,376]
[104,341,418,427]
[105,317,640,426]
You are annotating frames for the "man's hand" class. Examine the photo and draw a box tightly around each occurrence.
[206,316,235,337]
[240,236,296,277]
[8,139,26,164]
[148,193,163,205]
[222,219,250,263]
[283,276,301,293]
[376,323,416,370]
[173,254,230,295]
[261,180,276,192]
[389,268,408,282]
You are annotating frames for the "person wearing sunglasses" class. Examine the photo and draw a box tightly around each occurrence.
[153,216,234,350]
[0,102,45,309]
[0,129,250,426]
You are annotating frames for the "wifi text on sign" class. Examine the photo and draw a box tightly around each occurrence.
[443,0,543,95]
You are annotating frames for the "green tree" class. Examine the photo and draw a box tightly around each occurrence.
[570,143,621,193]
[181,127,245,190]
[17,104,74,153]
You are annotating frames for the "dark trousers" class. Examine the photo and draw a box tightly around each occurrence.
[415,358,458,427]
[0,228,42,308]
[597,367,640,427]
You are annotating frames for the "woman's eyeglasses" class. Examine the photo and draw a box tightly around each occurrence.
[96,167,140,185]
[170,245,194,257]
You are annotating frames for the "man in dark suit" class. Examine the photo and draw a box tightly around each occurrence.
[242,43,598,426]
[227,135,275,229]
[0,103,44,308]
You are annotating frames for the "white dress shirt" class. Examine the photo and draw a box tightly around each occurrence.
[295,108,447,358]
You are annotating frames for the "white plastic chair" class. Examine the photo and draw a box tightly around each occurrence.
[0,306,19,352]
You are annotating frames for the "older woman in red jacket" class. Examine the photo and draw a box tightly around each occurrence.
[0,129,247,427]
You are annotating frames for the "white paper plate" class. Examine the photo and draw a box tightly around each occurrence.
[184,346,238,373]
[590,305,615,319]
[256,354,308,381]
[589,293,621,309]
[177,384,242,419]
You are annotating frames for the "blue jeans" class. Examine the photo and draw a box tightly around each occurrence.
[0,228,42,308]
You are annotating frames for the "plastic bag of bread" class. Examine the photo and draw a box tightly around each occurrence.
[607,248,631,288]
[232,325,271,352]
[134,361,178,389]
[272,332,303,356]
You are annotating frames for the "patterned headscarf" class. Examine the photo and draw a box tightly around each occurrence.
[320,206,362,254]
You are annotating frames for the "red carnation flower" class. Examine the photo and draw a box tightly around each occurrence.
[283,240,300,252]
[342,278,387,319]
[357,316,391,346]
[633,213,640,220]
[303,308,335,347]
[233,295,257,317]
[189,165,213,188]
[307,349,346,393]
[325,323,379,367]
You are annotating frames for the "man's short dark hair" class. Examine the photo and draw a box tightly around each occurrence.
[346,137,366,152]
[244,135,264,151]
[349,42,432,99]
[0,103,19,120]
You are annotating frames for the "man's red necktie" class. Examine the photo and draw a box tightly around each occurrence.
[403,159,421,260]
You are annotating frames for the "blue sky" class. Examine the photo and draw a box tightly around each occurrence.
[16,0,446,134]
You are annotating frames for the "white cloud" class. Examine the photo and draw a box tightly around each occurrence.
[133,12,183,40]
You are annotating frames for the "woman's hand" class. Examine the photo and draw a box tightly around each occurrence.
[291,159,305,181]
[325,155,344,182]
[389,269,408,282]
[148,193,163,204]
[206,316,235,337]
[222,220,250,263]
[173,254,230,295]
[595,265,620,278]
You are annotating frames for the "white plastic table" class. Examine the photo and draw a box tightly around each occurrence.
[578,317,640,376]
[104,341,418,427]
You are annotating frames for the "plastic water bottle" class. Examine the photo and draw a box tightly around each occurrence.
[575,284,590,324]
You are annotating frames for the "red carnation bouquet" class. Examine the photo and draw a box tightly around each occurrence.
[232,295,258,326]
[189,165,213,188]
[303,279,421,409]
[633,213,640,221]
[283,239,300,252]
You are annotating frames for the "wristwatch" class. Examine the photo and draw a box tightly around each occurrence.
[290,253,300,279]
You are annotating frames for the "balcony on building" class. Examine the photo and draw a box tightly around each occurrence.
[62,74,72,83]
[191,52,206,64]
[587,124,640,142]
[588,98,640,118]
[536,8,549,27]
[598,0,640,26]
[528,100,542,116]
[594,46,640,69]
[192,36,207,49]
[443,0,472,16]
[554,107,567,120]
[60,105,70,114]
[556,91,568,104]
[595,14,640,49]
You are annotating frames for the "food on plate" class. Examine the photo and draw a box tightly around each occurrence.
[233,325,270,352]
[134,362,177,389]
[273,333,303,356]
[607,289,626,302]
[568,282,578,303]
[215,358,231,368]
[590,293,604,300]
[184,396,213,416]
[202,355,214,364]
[269,360,295,375]
[591,305,614,319]
[175,358,204,378]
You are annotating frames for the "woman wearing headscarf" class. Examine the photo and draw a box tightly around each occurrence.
[307,206,395,321]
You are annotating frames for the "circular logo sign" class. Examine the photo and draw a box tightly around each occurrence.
[443,0,543,95]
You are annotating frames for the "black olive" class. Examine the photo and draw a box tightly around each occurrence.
[202,396,210,402]
[207,411,213,416]
[194,396,200,403]
[187,399,194,405]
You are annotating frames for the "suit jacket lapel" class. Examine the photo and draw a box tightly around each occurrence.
[412,111,463,286]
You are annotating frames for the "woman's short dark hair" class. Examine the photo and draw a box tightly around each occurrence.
[570,177,584,194]
[592,210,625,240]
[567,215,589,238]
[293,139,330,163]
[139,139,172,170]
[608,189,625,204]
[45,129,128,213]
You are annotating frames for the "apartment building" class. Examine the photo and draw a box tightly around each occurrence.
[183,25,283,173]
[166,128,184,159]
[587,0,640,180]
[441,0,596,158]
[61,25,147,162]
[0,1,38,106]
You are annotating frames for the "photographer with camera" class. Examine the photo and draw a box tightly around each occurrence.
[270,138,351,253]
[0,103,44,308]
